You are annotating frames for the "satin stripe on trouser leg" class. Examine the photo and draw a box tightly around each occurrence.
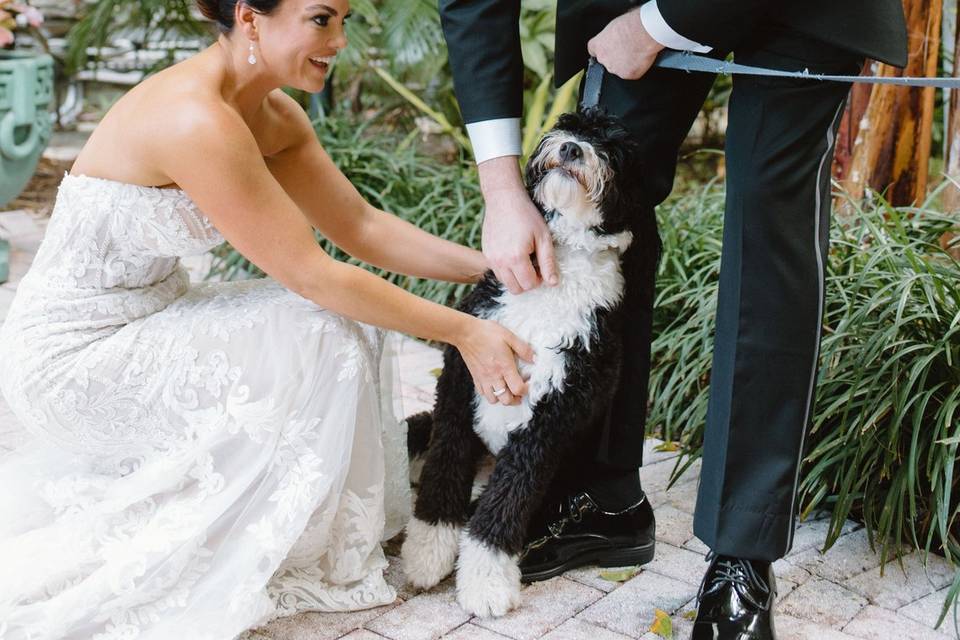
[692,42,864,560]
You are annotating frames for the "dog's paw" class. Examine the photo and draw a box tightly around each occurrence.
[401,517,459,589]
[455,532,521,618]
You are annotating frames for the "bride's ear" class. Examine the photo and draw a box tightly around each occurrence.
[234,1,260,41]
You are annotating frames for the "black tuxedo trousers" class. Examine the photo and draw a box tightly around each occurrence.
[559,29,863,561]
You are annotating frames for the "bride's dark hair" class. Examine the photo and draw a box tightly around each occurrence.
[196,0,283,33]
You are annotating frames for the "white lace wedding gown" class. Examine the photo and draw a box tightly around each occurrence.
[0,172,412,640]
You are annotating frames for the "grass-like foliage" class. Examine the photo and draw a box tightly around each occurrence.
[649,179,960,631]
[206,114,484,306]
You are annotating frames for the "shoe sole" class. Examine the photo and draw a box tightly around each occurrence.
[520,539,656,583]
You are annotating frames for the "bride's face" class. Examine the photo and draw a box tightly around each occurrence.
[254,0,350,92]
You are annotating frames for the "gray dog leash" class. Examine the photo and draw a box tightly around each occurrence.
[580,52,960,111]
[656,51,960,89]
[580,57,606,110]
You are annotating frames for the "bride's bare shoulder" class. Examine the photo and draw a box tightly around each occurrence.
[71,59,252,185]
[131,63,240,135]
[260,89,317,152]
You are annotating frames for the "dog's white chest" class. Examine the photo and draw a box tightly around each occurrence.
[471,247,625,454]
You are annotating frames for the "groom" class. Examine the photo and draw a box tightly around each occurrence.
[439,0,907,636]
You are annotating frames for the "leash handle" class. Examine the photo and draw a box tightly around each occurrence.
[580,57,605,110]
[654,51,960,89]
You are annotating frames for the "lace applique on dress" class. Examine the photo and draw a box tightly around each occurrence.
[0,173,411,640]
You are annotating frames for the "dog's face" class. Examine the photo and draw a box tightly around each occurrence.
[525,108,640,251]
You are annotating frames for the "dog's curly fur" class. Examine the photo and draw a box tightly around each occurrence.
[401,109,655,617]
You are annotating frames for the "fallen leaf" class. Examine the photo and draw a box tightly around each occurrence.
[428,368,443,379]
[649,609,673,639]
[653,441,681,452]
[682,609,697,620]
[598,566,640,582]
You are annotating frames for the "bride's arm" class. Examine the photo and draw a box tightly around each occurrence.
[266,98,488,284]
[159,101,532,404]
[350,208,489,284]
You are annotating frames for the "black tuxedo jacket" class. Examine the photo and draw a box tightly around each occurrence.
[439,0,908,125]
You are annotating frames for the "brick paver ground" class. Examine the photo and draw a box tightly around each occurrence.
[1,174,957,640]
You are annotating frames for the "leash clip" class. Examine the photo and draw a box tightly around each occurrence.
[580,56,605,111]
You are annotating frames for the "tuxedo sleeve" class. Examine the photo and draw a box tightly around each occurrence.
[439,0,524,125]
[639,1,711,52]
[656,0,776,53]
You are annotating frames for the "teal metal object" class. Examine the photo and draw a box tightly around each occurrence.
[0,50,54,209]
[0,237,9,285]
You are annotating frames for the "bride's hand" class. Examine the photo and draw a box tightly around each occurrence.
[454,317,536,406]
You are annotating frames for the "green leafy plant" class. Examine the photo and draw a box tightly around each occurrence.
[371,65,471,151]
[336,0,458,123]
[518,0,558,80]
[803,190,960,632]
[646,176,723,466]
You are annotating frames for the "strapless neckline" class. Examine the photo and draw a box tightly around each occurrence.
[59,171,222,242]
[63,172,186,195]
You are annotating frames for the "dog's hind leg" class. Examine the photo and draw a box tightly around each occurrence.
[405,410,433,486]
[402,348,486,590]
[406,410,433,459]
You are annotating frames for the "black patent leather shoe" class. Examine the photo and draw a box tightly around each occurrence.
[691,552,778,640]
[518,491,655,583]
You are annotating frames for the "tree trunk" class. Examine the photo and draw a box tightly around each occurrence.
[841,0,942,208]
[833,78,873,184]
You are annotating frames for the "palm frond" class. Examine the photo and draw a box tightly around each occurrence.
[381,0,445,68]
[65,0,208,75]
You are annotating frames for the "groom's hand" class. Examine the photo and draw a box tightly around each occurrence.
[588,7,664,80]
[478,156,558,295]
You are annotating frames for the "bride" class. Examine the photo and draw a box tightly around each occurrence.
[0,0,535,638]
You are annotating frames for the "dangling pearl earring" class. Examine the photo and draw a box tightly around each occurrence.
[247,42,257,65]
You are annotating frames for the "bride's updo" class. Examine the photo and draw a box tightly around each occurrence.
[196,0,282,33]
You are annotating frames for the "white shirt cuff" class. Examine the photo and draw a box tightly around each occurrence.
[465,118,522,164]
[639,1,713,53]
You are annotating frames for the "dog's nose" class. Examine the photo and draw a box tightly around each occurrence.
[559,141,582,162]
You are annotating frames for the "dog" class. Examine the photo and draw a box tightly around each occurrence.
[401,108,653,618]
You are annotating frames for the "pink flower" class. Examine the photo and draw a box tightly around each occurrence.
[23,6,41,26]
[0,26,13,47]
[10,3,42,27]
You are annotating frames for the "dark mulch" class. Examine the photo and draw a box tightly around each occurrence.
[7,156,75,217]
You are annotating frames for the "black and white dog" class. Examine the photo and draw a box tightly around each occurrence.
[401,109,650,617]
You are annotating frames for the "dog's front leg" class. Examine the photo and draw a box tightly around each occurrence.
[454,399,585,618]
[402,350,486,589]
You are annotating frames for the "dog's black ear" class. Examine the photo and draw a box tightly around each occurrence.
[595,180,628,234]
[555,108,615,138]
[523,138,548,190]
[554,110,583,133]
[595,135,647,236]
[523,154,539,187]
